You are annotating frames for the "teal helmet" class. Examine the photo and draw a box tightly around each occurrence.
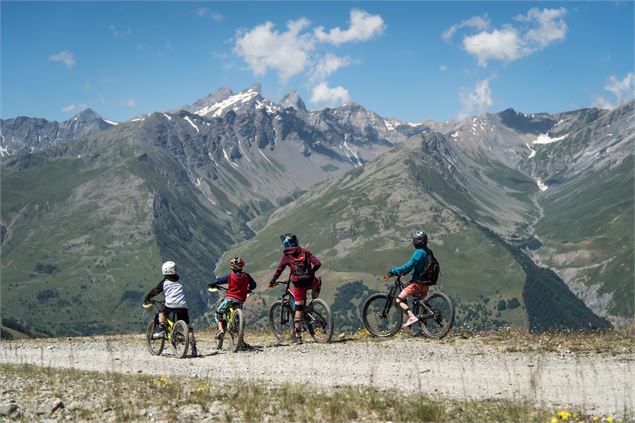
[280,233,299,248]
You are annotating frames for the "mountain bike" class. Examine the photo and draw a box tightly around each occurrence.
[208,285,245,353]
[361,274,454,339]
[142,300,189,358]
[268,277,334,343]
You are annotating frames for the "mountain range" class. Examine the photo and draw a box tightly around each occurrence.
[1,85,632,336]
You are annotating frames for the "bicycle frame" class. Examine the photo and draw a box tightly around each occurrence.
[208,286,240,331]
[273,277,309,328]
[384,275,434,320]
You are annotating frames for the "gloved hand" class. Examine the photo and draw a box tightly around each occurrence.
[387,270,397,277]
[267,281,276,289]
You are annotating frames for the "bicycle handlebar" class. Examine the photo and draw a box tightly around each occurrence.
[142,299,164,308]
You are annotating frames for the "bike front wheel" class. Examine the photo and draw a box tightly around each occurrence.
[306,298,334,343]
[269,300,294,342]
[228,308,245,353]
[171,320,190,358]
[145,320,165,356]
[361,293,403,337]
[418,291,454,339]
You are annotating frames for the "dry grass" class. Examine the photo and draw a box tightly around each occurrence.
[0,362,564,422]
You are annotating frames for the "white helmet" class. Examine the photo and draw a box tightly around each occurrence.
[161,261,177,275]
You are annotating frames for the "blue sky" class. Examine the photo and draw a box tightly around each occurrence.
[1,1,633,122]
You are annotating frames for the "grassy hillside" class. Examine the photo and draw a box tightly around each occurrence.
[534,155,634,322]
[219,134,611,332]
[219,137,531,331]
[0,131,238,335]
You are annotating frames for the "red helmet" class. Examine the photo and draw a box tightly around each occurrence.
[229,256,245,272]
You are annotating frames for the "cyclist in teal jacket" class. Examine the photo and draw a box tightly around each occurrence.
[389,230,430,328]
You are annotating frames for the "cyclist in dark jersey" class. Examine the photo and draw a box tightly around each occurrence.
[268,234,322,344]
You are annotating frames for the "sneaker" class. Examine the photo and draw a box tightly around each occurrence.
[190,346,200,357]
[291,336,303,345]
[216,330,225,340]
[402,315,419,328]
[152,328,166,339]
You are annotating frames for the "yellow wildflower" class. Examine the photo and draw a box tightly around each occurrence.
[593,417,599,422]
[557,411,572,420]
[551,418,558,423]
[607,417,614,422]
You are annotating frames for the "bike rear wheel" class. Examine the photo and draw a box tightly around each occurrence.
[362,293,403,337]
[269,300,294,342]
[418,291,454,339]
[145,320,165,356]
[171,320,190,358]
[306,298,333,343]
[228,308,245,353]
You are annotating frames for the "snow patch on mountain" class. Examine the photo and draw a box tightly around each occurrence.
[222,148,239,169]
[183,116,199,133]
[237,139,251,163]
[536,178,548,191]
[103,119,119,126]
[532,133,569,145]
[258,149,274,165]
[194,89,259,117]
[162,113,172,121]
[526,143,537,159]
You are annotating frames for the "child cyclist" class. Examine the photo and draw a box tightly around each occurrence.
[268,233,322,344]
[143,260,199,357]
[388,230,432,328]
[209,256,257,341]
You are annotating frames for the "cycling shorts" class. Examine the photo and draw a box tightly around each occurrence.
[401,281,429,299]
[158,305,190,325]
[292,277,322,302]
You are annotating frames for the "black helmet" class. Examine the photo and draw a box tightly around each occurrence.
[280,233,299,248]
[411,230,428,248]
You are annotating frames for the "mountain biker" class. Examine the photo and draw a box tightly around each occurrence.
[388,230,432,328]
[209,256,257,341]
[143,260,199,357]
[268,233,322,344]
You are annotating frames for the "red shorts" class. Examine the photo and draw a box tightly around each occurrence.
[400,281,429,299]
[291,277,322,303]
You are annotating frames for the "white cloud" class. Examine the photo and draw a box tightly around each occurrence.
[62,104,87,113]
[314,9,385,45]
[463,28,524,66]
[593,72,635,109]
[49,51,76,69]
[439,64,448,72]
[442,15,490,42]
[451,8,567,67]
[310,82,350,106]
[311,54,353,82]
[123,98,136,108]
[459,78,493,118]
[516,7,567,49]
[196,8,224,22]
[234,18,315,82]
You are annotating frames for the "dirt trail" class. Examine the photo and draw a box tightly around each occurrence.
[1,335,632,415]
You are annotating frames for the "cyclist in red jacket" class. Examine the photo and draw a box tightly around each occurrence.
[268,233,322,344]
[209,256,257,341]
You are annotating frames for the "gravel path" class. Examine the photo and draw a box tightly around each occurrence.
[1,335,633,415]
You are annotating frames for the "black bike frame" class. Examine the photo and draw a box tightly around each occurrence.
[383,276,434,320]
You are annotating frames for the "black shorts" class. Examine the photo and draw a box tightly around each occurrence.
[158,305,190,324]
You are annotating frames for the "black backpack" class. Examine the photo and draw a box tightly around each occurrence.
[290,248,314,284]
[421,247,440,285]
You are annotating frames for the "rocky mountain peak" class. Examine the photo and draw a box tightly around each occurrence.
[279,90,306,111]
[73,108,102,122]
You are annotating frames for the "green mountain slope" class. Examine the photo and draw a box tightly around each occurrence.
[1,127,238,335]
[218,134,609,331]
